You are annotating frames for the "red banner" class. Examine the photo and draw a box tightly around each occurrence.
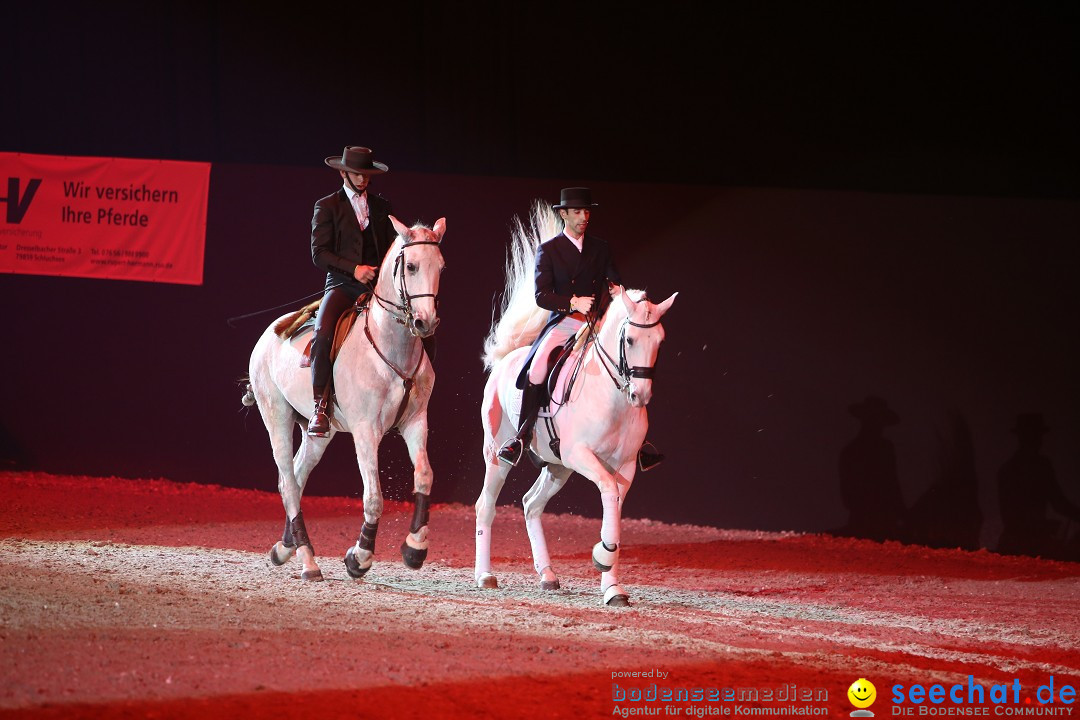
[0,152,211,285]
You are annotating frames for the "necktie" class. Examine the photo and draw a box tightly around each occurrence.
[353,193,369,230]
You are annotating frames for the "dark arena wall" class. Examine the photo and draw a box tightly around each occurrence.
[2,165,1077,552]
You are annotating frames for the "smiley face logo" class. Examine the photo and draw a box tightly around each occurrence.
[848,678,877,709]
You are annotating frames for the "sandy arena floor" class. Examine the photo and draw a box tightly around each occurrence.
[1,471,1078,719]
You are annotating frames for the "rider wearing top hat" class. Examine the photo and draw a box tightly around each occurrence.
[497,187,664,472]
[307,146,397,438]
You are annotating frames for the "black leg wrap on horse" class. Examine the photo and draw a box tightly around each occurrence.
[409,492,431,534]
[288,512,313,553]
[357,521,379,553]
[280,518,296,548]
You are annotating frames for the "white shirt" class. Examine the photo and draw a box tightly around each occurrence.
[343,184,370,230]
[563,229,584,252]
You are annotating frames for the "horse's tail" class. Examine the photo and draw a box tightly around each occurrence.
[481,199,559,370]
[238,375,257,407]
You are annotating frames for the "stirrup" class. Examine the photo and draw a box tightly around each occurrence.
[637,442,664,472]
[307,408,331,438]
[497,438,524,466]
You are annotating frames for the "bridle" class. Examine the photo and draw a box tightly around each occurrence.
[593,315,662,397]
[373,238,442,337]
[577,295,662,400]
[364,235,442,429]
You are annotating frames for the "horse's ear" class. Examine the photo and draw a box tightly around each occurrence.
[620,288,636,315]
[432,217,447,242]
[389,214,410,238]
[656,291,678,316]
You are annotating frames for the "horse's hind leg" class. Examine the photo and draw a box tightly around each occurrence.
[475,380,512,589]
[522,464,573,590]
[474,458,511,588]
[262,407,327,582]
[284,429,332,580]
[398,410,433,570]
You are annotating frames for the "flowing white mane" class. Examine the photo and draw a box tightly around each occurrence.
[481,200,560,369]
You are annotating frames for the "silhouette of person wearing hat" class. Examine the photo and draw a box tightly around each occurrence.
[496,188,664,473]
[996,413,1080,560]
[307,146,399,437]
[835,395,906,542]
[905,411,982,551]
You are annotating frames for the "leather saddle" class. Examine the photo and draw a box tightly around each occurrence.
[273,294,370,368]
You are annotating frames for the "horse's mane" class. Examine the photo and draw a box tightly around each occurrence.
[481,200,561,370]
[482,198,651,369]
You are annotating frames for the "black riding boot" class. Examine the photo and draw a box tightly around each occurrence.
[308,387,332,437]
[497,382,543,466]
[307,338,333,437]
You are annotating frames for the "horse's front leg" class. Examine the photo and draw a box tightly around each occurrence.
[597,459,637,606]
[343,426,384,580]
[522,464,573,590]
[399,409,433,570]
[564,447,634,606]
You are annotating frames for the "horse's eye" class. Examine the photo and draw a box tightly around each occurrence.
[406,263,417,273]
[626,338,634,347]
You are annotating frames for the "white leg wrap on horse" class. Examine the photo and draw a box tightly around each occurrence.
[527,518,553,579]
[600,491,621,547]
[474,525,493,578]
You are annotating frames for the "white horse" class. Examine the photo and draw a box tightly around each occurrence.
[474,202,676,606]
[245,216,446,582]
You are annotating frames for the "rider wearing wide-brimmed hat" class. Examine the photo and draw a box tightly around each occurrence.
[497,187,664,472]
[307,146,397,437]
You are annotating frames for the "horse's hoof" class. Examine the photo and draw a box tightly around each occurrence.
[476,573,498,589]
[592,541,618,572]
[400,541,427,570]
[301,568,324,582]
[269,542,296,566]
[344,545,372,579]
[540,579,561,591]
[603,585,630,607]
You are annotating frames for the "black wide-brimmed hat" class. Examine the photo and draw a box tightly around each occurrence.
[552,187,599,210]
[1012,413,1049,436]
[848,395,899,426]
[324,146,388,174]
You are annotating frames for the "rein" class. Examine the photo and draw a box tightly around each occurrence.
[553,300,662,407]
[372,239,442,336]
[365,236,440,430]
[363,300,425,430]
[592,315,662,394]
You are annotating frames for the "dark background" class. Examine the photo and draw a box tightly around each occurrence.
[2,2,1078,549]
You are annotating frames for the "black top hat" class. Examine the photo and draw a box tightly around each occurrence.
[552,187,599,210]
[1012,413,1049,436]
[324,146,388,175]
[848,395,899,426]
